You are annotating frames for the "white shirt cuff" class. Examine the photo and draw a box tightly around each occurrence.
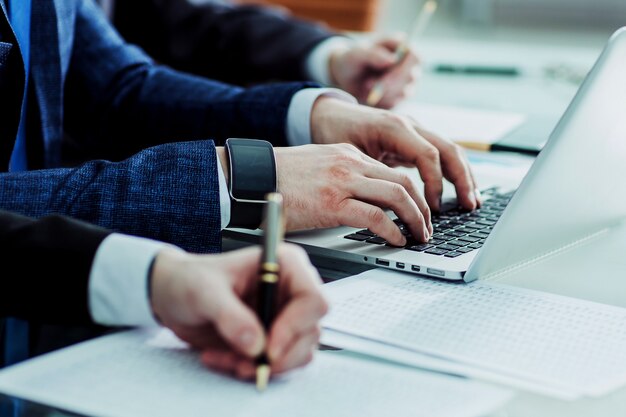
[286,88,358,146]
[216,150,231,229]
[88,234,181,327]
[305,36,354,86]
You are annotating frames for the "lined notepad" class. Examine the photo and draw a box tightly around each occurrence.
[0,329,511,417]
[322,269,626,397]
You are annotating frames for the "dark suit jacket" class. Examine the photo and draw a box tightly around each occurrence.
[111,0,334,86]
[0,0,316,253]
[0,210,111,323]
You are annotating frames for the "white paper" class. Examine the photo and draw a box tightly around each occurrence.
[394,102,527,144]
[322,269,626,397]
[321,329,577,400]
[0,329,512,417]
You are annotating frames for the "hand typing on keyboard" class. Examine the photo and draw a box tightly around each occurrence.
[264,97,481,247]
[344,188,513,257]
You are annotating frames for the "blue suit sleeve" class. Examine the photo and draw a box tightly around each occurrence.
[64,0,318,161]
[0,140,222,253]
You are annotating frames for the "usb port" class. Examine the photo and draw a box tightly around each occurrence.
[411,265,421,272]
[376,258,390,266]
[427,268,445,277]
[396,262,405,269]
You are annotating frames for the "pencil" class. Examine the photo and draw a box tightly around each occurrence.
[366,0,438,107]
[255,193,284,392]
[456,140,540,156]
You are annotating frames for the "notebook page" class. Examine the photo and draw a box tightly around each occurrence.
[0,329,511,417]
[322,268,626,397]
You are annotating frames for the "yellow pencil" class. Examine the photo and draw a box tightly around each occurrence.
[456,140,540,156]
[366,0,438,107]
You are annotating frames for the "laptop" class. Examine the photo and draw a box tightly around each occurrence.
[225,27,626,283]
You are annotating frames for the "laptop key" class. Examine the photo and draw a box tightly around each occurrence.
[456,246,475,253]
[446,230,467,237]
[407,244,434,252]
[458,236,481,243]
[366,236,387,245]
[465,224,487,230]
[357,229,376,237]
[428,239,445,246]
[437,244,461,251]
[446,240,467,247]
[469,233,488,239]
[344,233,369,241]
[468,242,483,249]
[425,248,450,255]
[444,251,463,258]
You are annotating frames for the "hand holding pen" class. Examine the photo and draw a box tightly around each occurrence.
[365,0,437,107]
[150,196,328,384]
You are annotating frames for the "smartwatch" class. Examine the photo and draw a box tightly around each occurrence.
[225,138,277,229]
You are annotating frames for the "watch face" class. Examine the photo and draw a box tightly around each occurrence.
[230,143,276,201]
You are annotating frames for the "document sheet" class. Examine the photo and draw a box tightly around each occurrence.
[0,329,512,417]
[393,102,526,144]
[322,269,626,397]
[321,329,576,400]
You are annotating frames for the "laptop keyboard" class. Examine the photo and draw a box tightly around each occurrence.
[343,187,514,258]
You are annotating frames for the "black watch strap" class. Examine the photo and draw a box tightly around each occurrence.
[229,200,267,229]
[225,138,277,229]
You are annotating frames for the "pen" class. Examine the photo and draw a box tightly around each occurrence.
[456,141,540,156]
[366,0,438,107]
[255,192,284,392]
[434,64,520,77]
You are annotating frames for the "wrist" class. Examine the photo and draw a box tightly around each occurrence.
[328,47,348,87]
[310,96,339,145]
[311,96,368,145]
[216,147,229,185]
[150,248,188,324]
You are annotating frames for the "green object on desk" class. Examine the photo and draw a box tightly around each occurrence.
[434,64,520,76]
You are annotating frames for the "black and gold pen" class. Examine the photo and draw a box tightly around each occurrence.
[256,192,284,392]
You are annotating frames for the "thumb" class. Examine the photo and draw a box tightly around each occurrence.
[210,290,265,358]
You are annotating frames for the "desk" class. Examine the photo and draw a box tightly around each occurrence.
[311,23,626,417]
[3,21,623,417]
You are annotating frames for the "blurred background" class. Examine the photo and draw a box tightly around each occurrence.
[228,0,625,35]
[202,0,624,153]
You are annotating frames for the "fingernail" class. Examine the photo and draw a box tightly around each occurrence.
[239,329,264,357]
[269,344,284,362]
[399,236,407,246]
[423,229,430,242]
[474,188,482,204]
[467,191,477,207]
